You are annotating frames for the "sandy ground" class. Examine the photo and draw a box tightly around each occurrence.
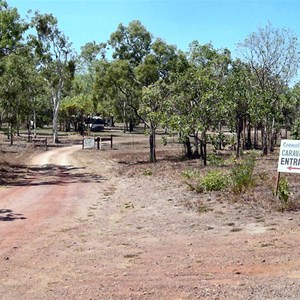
[0,139,300,300]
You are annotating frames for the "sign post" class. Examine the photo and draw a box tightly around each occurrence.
[276,139,300,194]
[82,137,95,149]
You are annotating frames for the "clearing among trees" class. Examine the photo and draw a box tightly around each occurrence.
[0,130,299,300]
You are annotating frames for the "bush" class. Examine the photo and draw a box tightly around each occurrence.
[182,169,228,193]
[207,153,225,166]
[143,169,153,176]
[277,177,290,203]
[291,117,300,139]
[230,152,256,194]
[199,170,229,192]
[182,152,257,194]
[182,169,200,180]
[275,177,300,211]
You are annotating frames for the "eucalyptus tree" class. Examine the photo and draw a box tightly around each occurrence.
[59,42,107,131]
[225,59,256,156]
[0,53,22,144]
[289,83,300,139]
[0,50,41,144]
[109,20,152,66]
[238,22,299,154]
[30,12,74,143]
[104,21,189,162]
[135,39,187,162]
[0,0,28,137]
[0,0,27,59]
[0,1,28,143]
[107,20,152,132]
[166,42,231,165]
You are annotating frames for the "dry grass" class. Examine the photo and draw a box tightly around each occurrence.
[1,132,300,213]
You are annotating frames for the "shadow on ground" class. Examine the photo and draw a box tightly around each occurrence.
[0,209,26,221]
[0,164,105,187]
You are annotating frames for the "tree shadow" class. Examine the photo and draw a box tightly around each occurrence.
[0,164,105,187]
[0,209,27,221]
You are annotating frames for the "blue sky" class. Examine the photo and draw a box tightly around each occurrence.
[8,0,300,59]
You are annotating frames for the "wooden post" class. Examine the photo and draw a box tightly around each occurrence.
[110,134,113,149]
[95,137,100,150]
[275,172,281,196]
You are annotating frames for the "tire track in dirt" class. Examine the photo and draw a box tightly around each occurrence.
[0,145,83,258]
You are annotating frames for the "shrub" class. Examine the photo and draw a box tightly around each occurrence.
[277,177,290,203]
[200,170,229,192]
[207,153,224,166]
[230,152,256,194]
[276,177,294,211]
[143,169,153,176]
[182,169,228,193]
[182,169,200,180]
[208,132,228,150]
[291,117,300,139]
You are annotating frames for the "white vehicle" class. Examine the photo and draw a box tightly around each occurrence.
[85,116,105,132]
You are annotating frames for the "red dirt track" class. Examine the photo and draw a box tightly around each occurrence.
[0,142,300,299]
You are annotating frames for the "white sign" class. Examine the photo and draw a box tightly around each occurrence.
[83,138,95,149]
[278,139,300,173]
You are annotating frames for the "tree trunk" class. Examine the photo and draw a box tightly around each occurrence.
[218,122,222,151]
[123,101,126,133]
[129,119,134,132]
[253,124,259,149]
[192,132,200,158]
[33,109,37,138]
[52,87,62,143]
[184,136,193,159]
[201,130,207,166]
[246,115,252,150]
[269,117,275,152]
[262,121,268,155]
[53,96,60,143]
[236,116,242,158]
[149,124,156,163]
[9,123,13,146]
[242,116,246,150]
[27,117,31,142]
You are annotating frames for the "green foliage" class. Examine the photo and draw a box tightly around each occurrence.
[208,132,228,150]
[199,170,229,192]
[181,169,200,180]
[230,152,256,193]
[143,169,153,176]
[0,1,27,59]
[207,153,225,166]
[182,169,228,193]
[161,135,168,146]
[277,177,290,205]
[291,117,300,139]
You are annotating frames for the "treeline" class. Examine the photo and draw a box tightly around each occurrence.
[0,1,300,164]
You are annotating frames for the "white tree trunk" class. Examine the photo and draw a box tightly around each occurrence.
[52,87,62,143]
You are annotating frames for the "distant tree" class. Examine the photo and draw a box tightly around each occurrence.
[0,51,40,144]
[0,0,27,59]
[135,39,186,162]
[109,20,152,66]
[0,1,29,143]
[165,42,231,165]
[238,23,300,154]
[226,59,255,156]
[105,21,153,132]
[30,12,74,143]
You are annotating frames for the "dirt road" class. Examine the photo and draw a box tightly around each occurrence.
[0,145,300,299]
